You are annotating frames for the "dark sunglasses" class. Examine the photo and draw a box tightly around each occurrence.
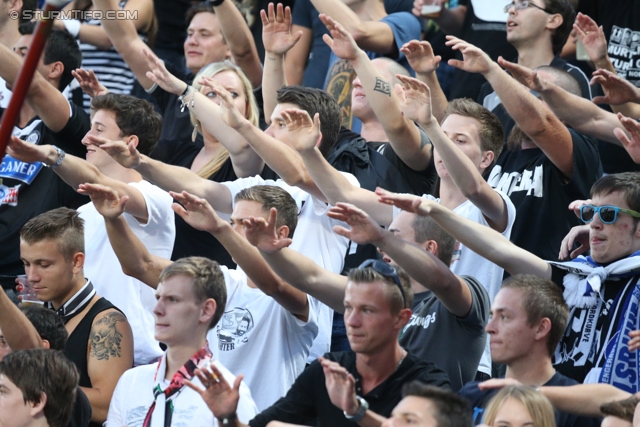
[579,204,640,224]
[359,259,407,308]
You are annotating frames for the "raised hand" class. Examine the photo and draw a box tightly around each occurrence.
[184,361,242,421]
[445,36,495,75]
[319,357,359,415]
[199,76,248,130]
[170,190,227,234]
[142,48,188,96]
[6,136,51,163]
[497,58,546,92]
[400,40,441,76]
[568,199,592,219]
[573,13,608,64]
[261,2,302,56]
[85,135,142,169]
[72,68,109,98]
[591,69,640,105]
[614,113,640,164]
[375,187,433,216]
[280,108,322,152]
[78,183,128,220]
[558,224,590,260]
[327,203,385,245]
[243,207,293,253]
[319,14,361,62]
[395,74,433,125]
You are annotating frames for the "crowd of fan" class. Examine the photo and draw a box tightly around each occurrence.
[2,0,640,427]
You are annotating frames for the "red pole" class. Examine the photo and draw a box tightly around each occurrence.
[0,0,67,155]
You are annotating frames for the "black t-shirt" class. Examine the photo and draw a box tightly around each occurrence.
[459,372,602,427]
[448,0,517,101]
[477,56,592,140]
[487,129,602,261]
[167,141,238,268]
[550,265,639,386]
[249,350,451,427]
[153,0,192,55]
[70,387,92,427]
[0,105,90,290]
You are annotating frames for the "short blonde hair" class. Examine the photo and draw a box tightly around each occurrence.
[484,386,555,427]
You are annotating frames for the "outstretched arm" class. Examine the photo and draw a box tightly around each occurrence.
[400,40,448,123]
[328,203,473,317]
[72,68,109,99]
[206,80,324,199]
[261,3,302,122]
[542,384,632,417]
[396,74,509,232]
[243,213,348,313]
[445,36,574,179]
[7,137,151,222]
[310,0,398,54]
[171,191,309,321]
[0,287,43,350]
[0,40,71,132]
[590,69,640,118]
[211,0,263,89]
[614,113,640,164]
[286,109,394,225]
[79,183,170,288]
[499,59,625,145]
[85,137,234,213]
[321,15,431,171]
[143,48,264,178]
[376,189,552,278]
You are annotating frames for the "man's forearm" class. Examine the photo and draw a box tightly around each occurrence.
[262,52,287,125]
[0,289,43,350]
[136,156,234,213]
[542,384,631,417]
[261,248,346,313]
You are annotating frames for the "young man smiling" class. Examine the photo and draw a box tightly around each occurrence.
[379,172,640,392]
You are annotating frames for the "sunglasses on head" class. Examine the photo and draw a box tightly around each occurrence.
[579,204,640,224]
[358,259,407,308]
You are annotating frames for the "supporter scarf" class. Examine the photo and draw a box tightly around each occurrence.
[549,252,640,393]
[142,343,212,427]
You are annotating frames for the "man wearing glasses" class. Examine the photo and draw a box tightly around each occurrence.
[379,172,640,392]
[479,0,592,137]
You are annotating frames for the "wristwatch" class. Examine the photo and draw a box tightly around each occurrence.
[217,412,236,425]
[44,146,65,169]
[344,396,369,422]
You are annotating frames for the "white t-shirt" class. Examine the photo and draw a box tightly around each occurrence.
[79,180,175,364]
[393,189,516,375]
[105,354,258,427]
[221,174,357,361]
[206,266,318,411]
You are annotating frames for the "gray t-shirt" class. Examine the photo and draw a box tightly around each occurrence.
[399,276,490,391]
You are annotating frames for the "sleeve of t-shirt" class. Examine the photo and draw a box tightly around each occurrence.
[248,360,323,427]
[128,181,175,232]
[104,370,131,427]
[292,0,312,28]
[380,12,422,60]
[563,130,603,198]
[53,101,90,158]
[458,276,491,327]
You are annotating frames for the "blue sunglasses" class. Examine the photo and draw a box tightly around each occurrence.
[359,259,407,308]
[579,204,640,224]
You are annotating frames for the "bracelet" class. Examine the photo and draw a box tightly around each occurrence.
[209,0,225,6]
[178,85,196,112]
[62,19,81,38]
[216,412,236,425]
[44,146,65,169]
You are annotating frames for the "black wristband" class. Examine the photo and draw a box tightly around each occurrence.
[209,0,225,6]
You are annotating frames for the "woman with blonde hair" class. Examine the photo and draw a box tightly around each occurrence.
[141,54,265,265]
[483,385,556,427]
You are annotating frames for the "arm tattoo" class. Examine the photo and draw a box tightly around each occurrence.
[373,77,391,96]
[89,311,126,360]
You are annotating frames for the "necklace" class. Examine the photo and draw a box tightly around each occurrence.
[397,348,406,370]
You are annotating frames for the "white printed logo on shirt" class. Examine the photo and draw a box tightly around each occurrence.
[217,308,254,351]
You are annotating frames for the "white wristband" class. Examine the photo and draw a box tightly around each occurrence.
[62,19,81,38]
